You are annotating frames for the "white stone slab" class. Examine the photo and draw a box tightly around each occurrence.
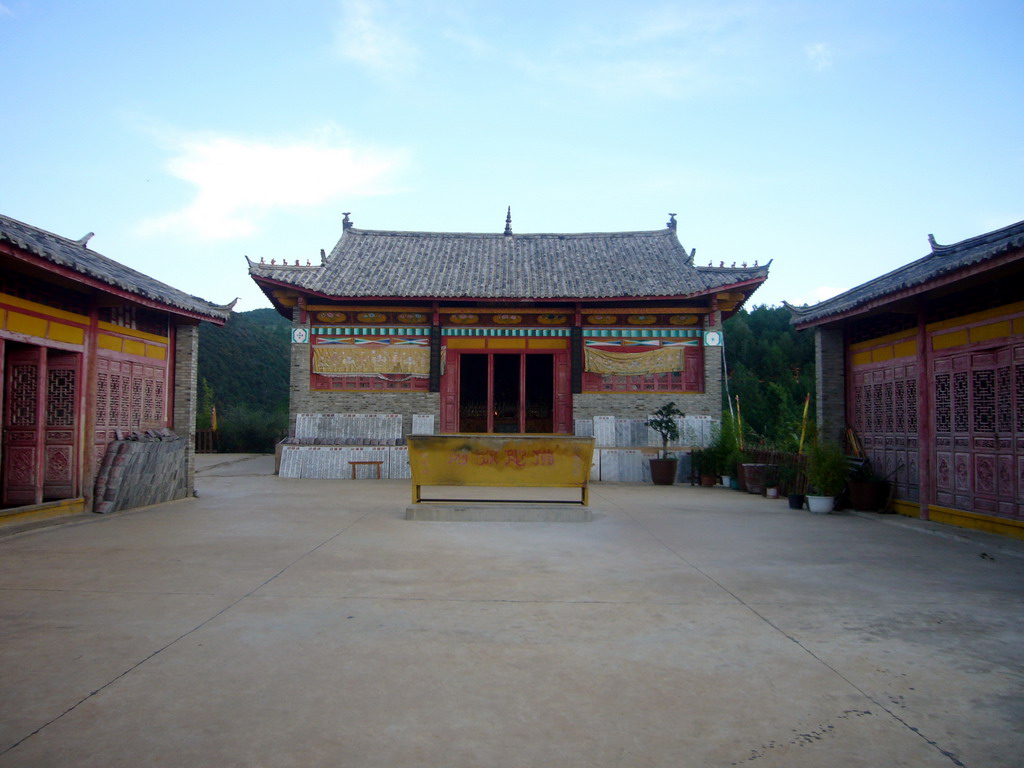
[411,415,434,435]
[594,416,616,447]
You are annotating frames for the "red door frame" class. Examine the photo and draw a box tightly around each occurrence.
[440,348,571,434]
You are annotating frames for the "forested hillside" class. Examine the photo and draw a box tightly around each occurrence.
[197,308,291,449]
[722,305,816,446]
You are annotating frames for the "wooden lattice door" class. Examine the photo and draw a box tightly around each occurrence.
[933,343,1023,518]
[2,348,80,506]
[2,348,44,505]
[43,352,80,501]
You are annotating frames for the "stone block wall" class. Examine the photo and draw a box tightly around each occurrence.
[172,323,199,497]
[815,327,846,443]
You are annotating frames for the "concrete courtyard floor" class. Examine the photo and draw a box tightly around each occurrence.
[1,455,1023,768]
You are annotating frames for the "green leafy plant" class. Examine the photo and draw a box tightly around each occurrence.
[806,440,848,496]
[646,402,684,459]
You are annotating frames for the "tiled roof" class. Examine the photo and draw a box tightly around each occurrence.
[1,214,232,322]
[248,223,769,300]
[788,218,1024,327]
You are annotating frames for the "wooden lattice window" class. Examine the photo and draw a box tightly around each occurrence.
[953,371,969,433]
[935,373,951,432]
[972,369,995,433]
[46,368,76,427]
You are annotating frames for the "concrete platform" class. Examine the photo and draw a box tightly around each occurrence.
[0,453,1021,767]
[405,502,593,522]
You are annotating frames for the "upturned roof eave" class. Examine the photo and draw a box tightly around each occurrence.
[1,215,231,324]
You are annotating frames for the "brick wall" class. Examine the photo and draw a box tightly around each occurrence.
[815,327,846,443]
[172,322,199,495]
[288,312,438,435]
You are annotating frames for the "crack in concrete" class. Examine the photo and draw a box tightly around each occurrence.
[617,502,969,768]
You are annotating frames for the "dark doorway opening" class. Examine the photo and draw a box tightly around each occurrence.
[456,352,555,433]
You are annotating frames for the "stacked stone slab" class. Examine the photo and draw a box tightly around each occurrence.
[573,415,718,482]
[278,414,425,479]
[93,430,188,514]
[278,413,717,482]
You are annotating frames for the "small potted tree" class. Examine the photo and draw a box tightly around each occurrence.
[646,402,684,485]
[805,440,848,514]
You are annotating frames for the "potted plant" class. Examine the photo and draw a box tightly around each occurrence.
[778,463,806,509]
[805,440,848,514]
[646,402,684,485]
[691,448,716,486]
[847,461,891,512]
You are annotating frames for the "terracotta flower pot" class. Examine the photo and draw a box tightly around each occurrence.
[649,458,679,485]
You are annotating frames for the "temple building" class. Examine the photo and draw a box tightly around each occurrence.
[1,214,231,524]
[789,218,1024,538]
[249,212,767,476]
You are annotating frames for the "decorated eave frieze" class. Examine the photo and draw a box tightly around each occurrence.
[301,303,712,329]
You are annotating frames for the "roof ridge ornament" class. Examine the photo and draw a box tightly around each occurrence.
[77,232,94,248]
[928,233,938,252]
[667,213,677,230]
[342,212,352,230]
[504,206,513,236]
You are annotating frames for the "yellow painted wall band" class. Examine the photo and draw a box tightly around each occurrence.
[969,320,1012,344]
[96,320,169,344]
[893,340,918,359]
[122,339,146,357]
[98,333,123,352]
[0,292,90,324]
[527,338,568,349]
[47,322,85,345]
[849,328,916,351]
[925,300,1024,333]
[145,344,167,360]
[7,311,48,338]
[928,505,1024,541]
[932,330,969,351]
[871,346,894,363]
[851,351,873,367]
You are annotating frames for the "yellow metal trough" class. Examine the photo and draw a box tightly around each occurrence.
[407,435,595,505]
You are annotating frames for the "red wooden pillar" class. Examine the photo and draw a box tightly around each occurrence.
[916,306,931,519]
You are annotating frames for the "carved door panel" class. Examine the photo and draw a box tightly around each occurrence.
[933,344,1023,518]
[440,350,459,433]
[43,352,79,500]
[3,348,44,506]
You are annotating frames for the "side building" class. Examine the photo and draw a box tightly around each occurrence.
[789,218,1024,538]
[1,214,231,523]
[248,212,767,463]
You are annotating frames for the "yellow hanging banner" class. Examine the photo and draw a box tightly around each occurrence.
[584,346,686,376]
[312,345,430,376]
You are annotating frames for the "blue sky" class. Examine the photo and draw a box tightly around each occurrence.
[2,0,1022,312]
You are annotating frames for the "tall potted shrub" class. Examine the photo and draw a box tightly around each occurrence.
[646,402,683,485]
[806,440,848,514]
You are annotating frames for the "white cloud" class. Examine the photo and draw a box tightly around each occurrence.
[805,42,833,70]
[0,4,13,16]
[139,127,407,240]
[336,0,417,75]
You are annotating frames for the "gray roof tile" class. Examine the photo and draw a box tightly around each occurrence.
[788,218,1024,326]
[1,214,231,322]
[249,225,769,300]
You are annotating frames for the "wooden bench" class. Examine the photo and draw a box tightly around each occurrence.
[348,460,384,479]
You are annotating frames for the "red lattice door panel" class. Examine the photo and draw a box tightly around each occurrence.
[933,343,1023,519]
[2,349,43,505]
[93,355,167,468]
[850,361,919,502]
[43,352,80,500]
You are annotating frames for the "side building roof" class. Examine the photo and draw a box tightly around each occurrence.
[1,213,232,323]
[248,219,769,303]
[787,218,1024,328]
